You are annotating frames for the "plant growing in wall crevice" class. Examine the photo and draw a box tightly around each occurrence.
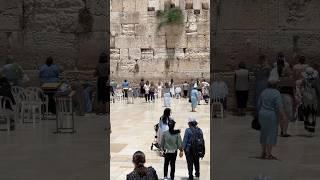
[156,7,184,31]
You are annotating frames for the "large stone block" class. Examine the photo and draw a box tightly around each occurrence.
[110,49,120,60]
[187,35,206,48]
[136,0,148,12]
[111,23,121,36]
[197,22,209,35]
[123,0,136,12]
[120,48,129,61]
[129,48,141,60]
[111,12,122,22]
[121,24,135,36]
[121,12,140,24]
[111,0,123,12]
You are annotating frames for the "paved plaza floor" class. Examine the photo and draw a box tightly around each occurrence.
[214,113,320,180]
[0,114,107,180]
[110,97,211,180]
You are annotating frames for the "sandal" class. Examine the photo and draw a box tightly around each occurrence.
[264,154,278,160]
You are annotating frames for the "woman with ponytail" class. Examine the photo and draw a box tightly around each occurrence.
[160,120,183,180]
[127,151,158,180]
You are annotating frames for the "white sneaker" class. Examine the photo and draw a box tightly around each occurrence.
[163,177,169,180]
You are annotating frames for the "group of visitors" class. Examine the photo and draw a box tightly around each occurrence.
[255,52,320,160]
[127,108,205,180]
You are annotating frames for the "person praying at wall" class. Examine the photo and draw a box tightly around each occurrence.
[1,57,26,86]
[39,56,61,84]
[234,62,249,116]
[94,53,108,115]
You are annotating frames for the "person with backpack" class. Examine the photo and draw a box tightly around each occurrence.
[126,151,158,180]
[182,117,205,180]
[160,120,183,180]
[301,67,318,136]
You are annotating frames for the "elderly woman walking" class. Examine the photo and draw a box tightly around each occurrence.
[257,77,287,160]
[190,85,199,112]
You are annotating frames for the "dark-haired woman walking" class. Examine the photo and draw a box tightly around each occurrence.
[160,120,183,180]
[126,151,158,180]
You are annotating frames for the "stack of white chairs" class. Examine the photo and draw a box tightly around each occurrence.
[26,87,49,120]
[115,89,123,102]
[212,96,224,119]
[11,86,25,122]
[20,89,42,126]
[0,96,14,133]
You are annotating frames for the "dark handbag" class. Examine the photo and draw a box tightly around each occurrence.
[251,116,261,131]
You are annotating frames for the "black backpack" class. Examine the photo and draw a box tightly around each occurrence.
[190,127,205,158]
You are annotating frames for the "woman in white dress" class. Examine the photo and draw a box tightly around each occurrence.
[169,79,175,97]
[157,81,163,99]
[163,82,171,107]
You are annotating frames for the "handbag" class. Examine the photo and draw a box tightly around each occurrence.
[251,116,261,131]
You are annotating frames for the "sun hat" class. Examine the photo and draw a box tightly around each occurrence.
[188,116,197,123]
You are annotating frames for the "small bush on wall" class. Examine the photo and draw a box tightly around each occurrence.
[156,7,184,30]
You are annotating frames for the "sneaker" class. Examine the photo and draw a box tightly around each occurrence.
[163,177,169,180]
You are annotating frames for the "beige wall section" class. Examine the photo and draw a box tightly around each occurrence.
[213,0,320,72]
[0,0,107,71]
[110,0,210,82]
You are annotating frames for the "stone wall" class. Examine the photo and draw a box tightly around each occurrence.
[213,0,320,72]
[110,0,210,82]
[0,0,107,72]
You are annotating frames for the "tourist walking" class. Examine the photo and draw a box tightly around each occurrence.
[234,62,250,116]
[183,117,205,180]
[140,79,145,98]
[257,76,287,160]
[169,79,175,97]
[149,81,156,102]
[293,56,309,81]
[157,108,172,146]
[190,85,199,112]
[122,80,129,99]
[160,120,183,180]
[144,81,151,102]
[94,53,108,114]
[157,81,163,98]
[183,81,189,98]
[126,151,158,180]
[163,82,171,107]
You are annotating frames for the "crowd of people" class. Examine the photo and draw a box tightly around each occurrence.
[110,78,210,112]
[127,108,205,180]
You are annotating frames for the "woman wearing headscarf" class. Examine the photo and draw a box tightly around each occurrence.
[160,120,183,180]
[126,151,158,180]
[190,85,199,112]
[257,75,287,160]
[94,53,108,114]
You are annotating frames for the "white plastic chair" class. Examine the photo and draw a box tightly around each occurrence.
[20,89,42,126]
[11,86,25,122]
[212,96,224,119]
[55,93,75,133]
[0,96,14,133]
[26,87,49,120]
[115,89,123,102]
[127,90,134,104]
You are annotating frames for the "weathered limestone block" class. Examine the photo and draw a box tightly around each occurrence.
[111,0,123,12]
[196,10,209,22]
[111,23,121,36]
[185,48,209,59]
[186,22,197,33]
[110,49,120,60]
[121,24,135,36]
[110,36,115,48]
[187,10,197,23]
[151,36,167,48]
[121,12,140,24]
[141,48,154,61]
[115,36,137,48]
[197,22,209,35]
[120,48,129,61]
[123,0,136,12]
[136,0,148,12]
[111,12,121,22]
[153,48,169,60]
[129,48,141,60]
[187,35,206,48]
[166,33,187,48]
[193,0,201,10]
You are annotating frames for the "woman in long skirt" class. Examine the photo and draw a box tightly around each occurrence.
[190,86,199,112]
[258,79,287,159]
[163,82,171,107]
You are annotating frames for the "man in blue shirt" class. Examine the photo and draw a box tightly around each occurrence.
[39,56,61,84]
[183,117,204,180]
